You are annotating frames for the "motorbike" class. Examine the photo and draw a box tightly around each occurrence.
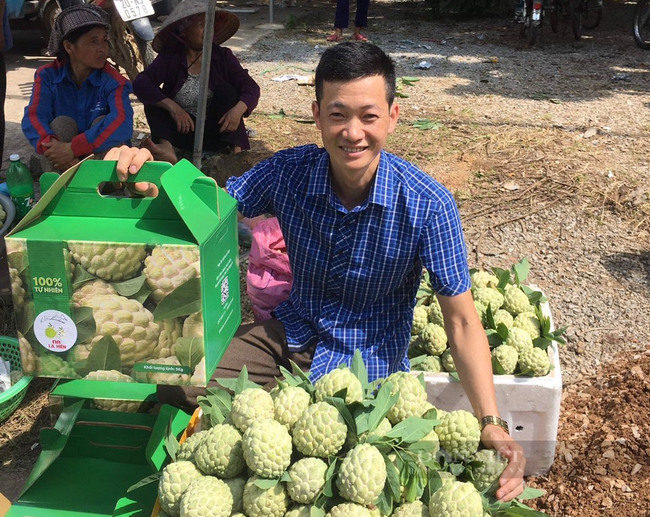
[39,0,158,81]
[634,0,650,49]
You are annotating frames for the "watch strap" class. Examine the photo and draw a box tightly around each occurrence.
[480,415,510,434]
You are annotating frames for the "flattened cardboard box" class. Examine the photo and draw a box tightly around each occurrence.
[5,159,241,387]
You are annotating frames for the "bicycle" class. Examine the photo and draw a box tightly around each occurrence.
[574,0,603,31]
[550,0,582,40]
[634,0,650,49]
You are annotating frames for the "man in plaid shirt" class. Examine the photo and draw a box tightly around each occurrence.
[113,42,526,501]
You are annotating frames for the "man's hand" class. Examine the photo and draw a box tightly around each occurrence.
[42,140,76,170]
[481,425,526,502]
[104,145,158,197]
[219,101,247,133]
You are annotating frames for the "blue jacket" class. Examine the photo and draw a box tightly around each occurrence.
[22,60,133,157]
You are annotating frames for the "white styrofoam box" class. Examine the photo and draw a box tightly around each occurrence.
[418,297,562,476]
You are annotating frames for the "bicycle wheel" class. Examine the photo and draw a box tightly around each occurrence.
[634,0,650,49]
[581,0,603,30]
[571,0,583,39]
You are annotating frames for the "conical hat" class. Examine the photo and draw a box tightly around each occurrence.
[153,0,240,53]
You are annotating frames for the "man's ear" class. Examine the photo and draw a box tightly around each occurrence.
[388,102,399,134]
[312,100,322,130]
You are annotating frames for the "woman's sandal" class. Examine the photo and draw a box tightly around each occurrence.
[326,33,343,42]
[354,33,368,41]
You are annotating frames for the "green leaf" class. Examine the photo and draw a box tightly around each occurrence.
[280,471,292,483]
[492,355,507,375]
[449,372,461,382]
[268,109,287,120]
[111,274,147,297]
[376,487,394,516]
[384,454,401,500]
[326,396,356,433]
[322,458,338,497]
[71,264,97,289]
[351,349,370,393]
[83,335,121,375]
[126,472,161,493]
[532,336,552,351]
[73,306,96,344]
[365,381,398,434]
[152,278,201,321]
[253,478,279,489]
[492,267,511,289]
[512,258,530,285]
[412,119,442,131]
[384,417,435,443]
[164,414,180,461]
[174,337,204,370]
[310,507,326,517]
[517,487,546,500]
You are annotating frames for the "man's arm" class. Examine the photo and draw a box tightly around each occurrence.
[437,290,526,502]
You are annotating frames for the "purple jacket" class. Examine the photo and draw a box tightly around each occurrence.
[133,43,260,149]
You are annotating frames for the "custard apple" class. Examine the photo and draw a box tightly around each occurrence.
[77,294,160,368]
[274,386,311,430]
[287,457,328,503]
[428,480,483,517]
[337,444,386,505]
[71,279,117,308]
[285,505,313,517]
[473,287,504,312]
[225,477,246,513]
[422,429,441,457]
[231,388,275,432]
[85,370,141,412]
[427,297,444,326]
[512,312,541,340]
[180,476,232,517]
[243,418,293,478]
[470,449,508,495]
[474,300,488,324]
[194,423,245,478]
[18,332,37,374]
[156,318,183,359]
[315,367,364,404]
[144,245,200,303]
[412,355,443,373]
[505,327,533,355]
[9,267,26,310]
[190,357,206,386]
[435,410,481,460]
[471,271,498,289]
[37,353,79,378]
[441,349,456,373]
[412,306,429,335]
[503,285,532,315]
[419,323,447,357]
[68,241,146,281]
[491,345,518,375]
[326,503,371,517]
[243,476,289,517]
[292,401,347,457]
[385,372,428,424]
[176,431,207,463]
[392,500,430,517]
[182,312,204,338]
[492,309,514,329]
[518,347,551,376]
[158,460,203,517]
[10,370,24,385]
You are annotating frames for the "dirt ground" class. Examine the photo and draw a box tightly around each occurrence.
[2,0,650,514]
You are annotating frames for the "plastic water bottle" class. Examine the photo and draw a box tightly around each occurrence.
[6,154,35,221]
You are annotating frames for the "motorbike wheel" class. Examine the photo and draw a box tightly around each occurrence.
[633,0,650,49]
[528,22,540,46]
[40,0,61,51]
[580,0,602,30]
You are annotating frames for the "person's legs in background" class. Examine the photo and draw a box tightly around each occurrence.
[353,0,370,41]
[141,105,180,164]
[327,0,350,41]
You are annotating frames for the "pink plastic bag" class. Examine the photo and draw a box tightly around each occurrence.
[246,217,292,321]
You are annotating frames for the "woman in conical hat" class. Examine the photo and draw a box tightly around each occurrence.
[133,0,260,163]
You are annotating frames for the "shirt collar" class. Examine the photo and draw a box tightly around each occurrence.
[306,149,394,209]
[55,62,103,86]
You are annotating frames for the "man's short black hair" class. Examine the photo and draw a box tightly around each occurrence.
[315,43,396,106]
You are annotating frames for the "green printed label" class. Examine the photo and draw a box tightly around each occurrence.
[26,240,72,319]
[132,363,192,374]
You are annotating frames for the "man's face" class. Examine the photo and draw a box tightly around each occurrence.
[312,75,399,185]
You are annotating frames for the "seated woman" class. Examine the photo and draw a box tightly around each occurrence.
[21,5,134,173]
[133,0,260,163]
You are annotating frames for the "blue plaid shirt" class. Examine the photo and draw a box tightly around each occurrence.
[226,144,470,382]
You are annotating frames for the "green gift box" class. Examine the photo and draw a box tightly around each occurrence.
[5,158,241,387]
